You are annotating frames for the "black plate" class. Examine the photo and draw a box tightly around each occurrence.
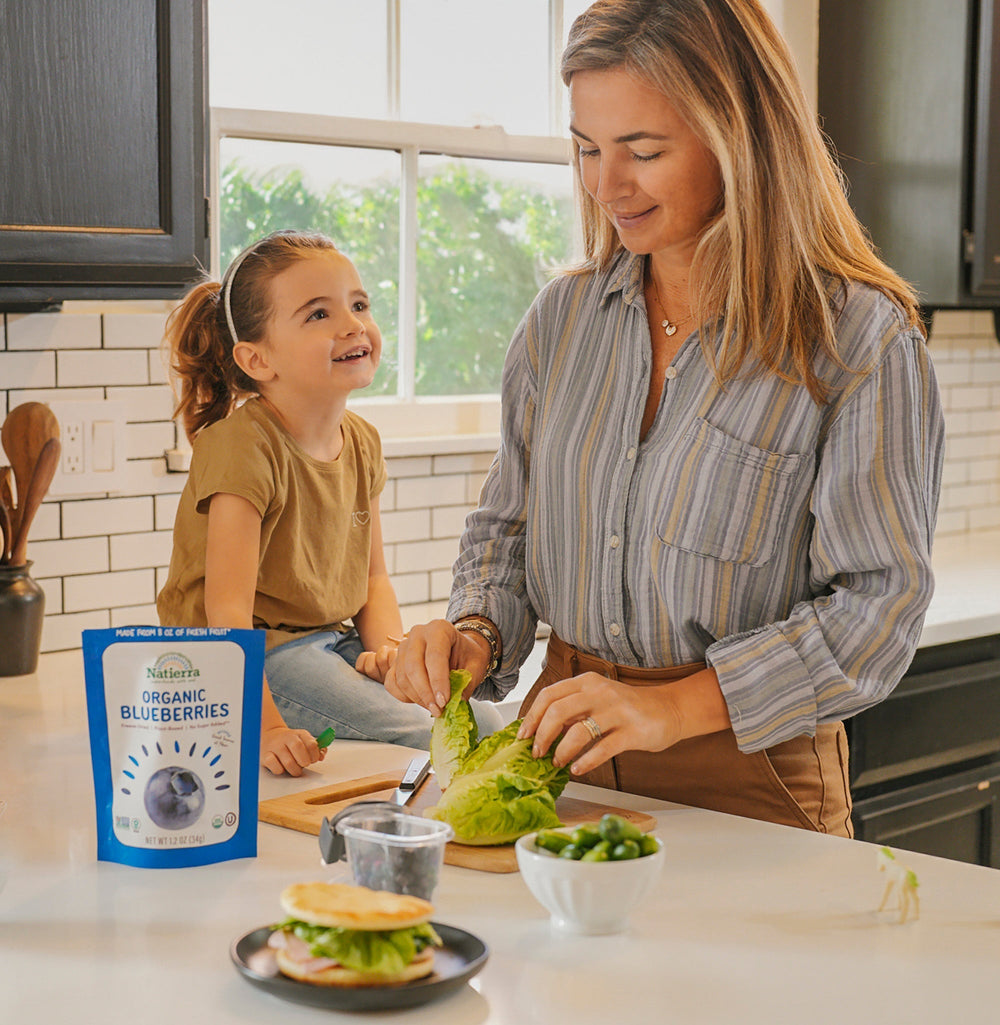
[230,923,489,1012]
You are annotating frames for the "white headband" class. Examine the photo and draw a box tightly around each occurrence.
[221,241,260,346]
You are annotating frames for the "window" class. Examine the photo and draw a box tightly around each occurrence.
[209,0,589,433]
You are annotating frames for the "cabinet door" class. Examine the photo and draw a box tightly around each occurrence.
[0,0,207,304]
[971,0,1000,296]
[852,765,1000,868]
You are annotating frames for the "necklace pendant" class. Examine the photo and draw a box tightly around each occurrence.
[662,319,677,337]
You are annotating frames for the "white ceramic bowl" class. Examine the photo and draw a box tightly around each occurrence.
[515,828,665,935]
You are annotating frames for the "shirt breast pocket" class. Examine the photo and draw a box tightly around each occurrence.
[655,418,810,567]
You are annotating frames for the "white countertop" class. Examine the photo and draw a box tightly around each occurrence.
[920,529,1000,647]
[2,650,1000,1024]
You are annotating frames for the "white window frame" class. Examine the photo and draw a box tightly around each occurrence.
[208,0,575,440]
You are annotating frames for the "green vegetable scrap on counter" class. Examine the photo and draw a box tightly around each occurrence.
[424,669,570,845]
[535,815,661,861]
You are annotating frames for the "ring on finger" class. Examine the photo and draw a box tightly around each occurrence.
[580,716,602,742]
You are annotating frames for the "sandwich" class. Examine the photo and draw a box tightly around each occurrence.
[267,882,441,987]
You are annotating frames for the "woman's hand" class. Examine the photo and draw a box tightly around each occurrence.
[260,726,325,777]
[384,619,490,716]
[516,667,731,777]
[355,643,398,684]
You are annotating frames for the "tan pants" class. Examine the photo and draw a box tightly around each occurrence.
[518,632,854,837]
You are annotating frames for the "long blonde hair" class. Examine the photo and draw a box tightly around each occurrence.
[164,230,339,440]
[563,0,924,402]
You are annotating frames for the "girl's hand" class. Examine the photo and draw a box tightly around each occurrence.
[355,643,398,684]
[384,619,490,716]
[260,726,325,777]
[516,674,684,777]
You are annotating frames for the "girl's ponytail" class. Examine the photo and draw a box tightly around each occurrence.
[164,278,257,441]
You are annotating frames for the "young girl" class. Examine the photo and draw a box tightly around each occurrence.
[156,230,438,776]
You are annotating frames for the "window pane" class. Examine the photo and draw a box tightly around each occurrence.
[400,0,550,133]
[415,156,576,396]
[218,138,401,397]
[208,0,388,119]
[562,0,593,47]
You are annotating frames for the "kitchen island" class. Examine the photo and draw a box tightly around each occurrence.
[2,649,999,1024]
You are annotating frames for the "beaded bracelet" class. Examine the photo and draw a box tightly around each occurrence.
[454,618,501,677]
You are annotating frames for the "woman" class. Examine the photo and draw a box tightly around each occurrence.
[385,0,944,835]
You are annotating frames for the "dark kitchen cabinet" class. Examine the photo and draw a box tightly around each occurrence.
[0,0,208,308]
[818,0,1000,340]
[847,634,1000,868]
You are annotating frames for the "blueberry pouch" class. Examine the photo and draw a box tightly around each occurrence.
[83,626,264,867]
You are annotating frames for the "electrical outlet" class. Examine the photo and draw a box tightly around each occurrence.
[48,400,129,497]
[62,420,85,475]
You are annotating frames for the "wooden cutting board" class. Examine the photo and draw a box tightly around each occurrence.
[258,771,657,873]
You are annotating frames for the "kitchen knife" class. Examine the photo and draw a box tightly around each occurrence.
[392,753,431,805]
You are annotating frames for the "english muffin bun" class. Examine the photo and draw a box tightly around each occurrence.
[280,882,433,931]
[269,881,441,988]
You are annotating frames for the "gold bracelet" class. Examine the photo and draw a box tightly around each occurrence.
[454,618,501,677]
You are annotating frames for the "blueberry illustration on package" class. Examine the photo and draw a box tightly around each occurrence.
[83,626,264,868]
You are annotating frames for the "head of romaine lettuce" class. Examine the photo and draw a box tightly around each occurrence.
[427,682,570,844]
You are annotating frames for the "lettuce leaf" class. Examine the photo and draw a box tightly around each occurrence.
[428,669,477,789]
[277,919,441,975]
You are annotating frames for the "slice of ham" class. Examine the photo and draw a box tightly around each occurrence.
[268,929,341,973]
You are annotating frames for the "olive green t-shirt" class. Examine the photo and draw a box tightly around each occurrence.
[156,398,387,649]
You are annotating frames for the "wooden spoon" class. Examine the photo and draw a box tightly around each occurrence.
[1,403,60,526]
[0,469,13,557]
[0,495,11,564]
[10,437,61,567]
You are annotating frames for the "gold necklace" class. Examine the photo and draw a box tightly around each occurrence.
[649,272,688,338]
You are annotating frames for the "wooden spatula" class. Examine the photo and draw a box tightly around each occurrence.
[10,437,61,567]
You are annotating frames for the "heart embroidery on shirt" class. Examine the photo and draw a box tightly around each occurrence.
[352,510,371,527]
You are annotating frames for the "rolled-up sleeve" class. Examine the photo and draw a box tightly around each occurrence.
[706,329,945,751]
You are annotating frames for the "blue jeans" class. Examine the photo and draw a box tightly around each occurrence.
[264,628,503,749]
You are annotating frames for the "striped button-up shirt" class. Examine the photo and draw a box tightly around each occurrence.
[448,249,944,752]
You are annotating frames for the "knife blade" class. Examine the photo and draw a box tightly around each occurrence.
[392,753,431,805]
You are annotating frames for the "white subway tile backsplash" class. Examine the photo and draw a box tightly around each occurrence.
[382,508,432,545]
[64,568,155,612]
[110,530,174,571]
[934,508,969,535]
[396,537,459,574]
[432,504,471,539]
[392,571,430,607]
[103,312,169,349]
[35,577,62,615]
[62,496,154,538]
[41,609,110,653]
[154,493,181,531]
[386,456,433,478]
[57,349,148,388]
[433,451,495,475]
[7,311,101,350]
[0,350,56,390]
[969,505,1000,531]
[26,502,61,542]
[29,537,109,579]
[148,348,170,384]
[107,384,177,423]
[127,421,175,460]
[396,473,466,510]
[430,569,453,602]
[111,603,159,627]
